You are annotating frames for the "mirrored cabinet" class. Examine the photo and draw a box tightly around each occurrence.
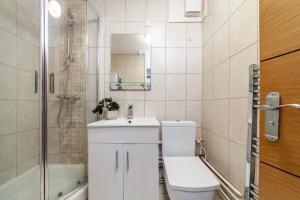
[110,34,152,91]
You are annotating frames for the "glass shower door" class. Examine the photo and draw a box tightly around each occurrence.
[47,0,88,199]
[0,0,41,199]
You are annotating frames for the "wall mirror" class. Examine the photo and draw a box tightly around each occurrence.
[110,34,151,91]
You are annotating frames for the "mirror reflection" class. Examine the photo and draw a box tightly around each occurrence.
[110,34,151,91]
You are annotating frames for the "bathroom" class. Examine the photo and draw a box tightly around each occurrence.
[0,0,299,200]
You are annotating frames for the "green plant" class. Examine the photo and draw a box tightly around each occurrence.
[92,97,120,115]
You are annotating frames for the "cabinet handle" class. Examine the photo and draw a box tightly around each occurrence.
[115,150,118,170]
[126,151,129,171]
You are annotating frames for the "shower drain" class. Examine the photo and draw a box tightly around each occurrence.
[58,192,63,197]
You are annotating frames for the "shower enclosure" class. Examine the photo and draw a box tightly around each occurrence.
[0,0,99,199]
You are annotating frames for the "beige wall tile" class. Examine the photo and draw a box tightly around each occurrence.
[106,0,126,21]
[145,101,165,121]
[151,48,166,74]
[186,101,202,126]
[146,0,167,22]
[125,22,146,34]
[0,134,16,172]
[212,0,229,33]
[147,22,166,48]
[126,0,146,21]
[17,157,39,175]
[202,15,213,44]
[187,23,203,47]
[0,0,16,34]
[166,101,186,121]
[229,141,246,193]
[18,38,39,72]
[230,43,258,98]
[0,28,17,67]
[105,22,125,47]
[0,64,17,100]
[124,91,145,101]
[213,60,229,99]
[17,129,39,164]
[17,0,40,19]
[229,0,258,56]
[166,75,186,100]
[145,74,165,100]
[166,23,186,47]
[201,100,213,130]
[212,99,229,138]
[17,5,40,45]
[166,48,186,74]
[0,167,16,185]
[0,100,17,136]
[47,101,59,128]
[212,21,230,66]
[86,101,97,124]
[229,0,246,15]
[202,70,213,100]
[212,134,229,178]
[47,128,59,155]
[187,74,202,100]
[229,98,248,146]
[187,48,202,74]
[87,75,97,101]
[202,39,213,72]
[88,48,98,75]
[17,101,39,132]
[201,129,214,162]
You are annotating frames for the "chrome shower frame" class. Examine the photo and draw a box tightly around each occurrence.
[40,0,48,199]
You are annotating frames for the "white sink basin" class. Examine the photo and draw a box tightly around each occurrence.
[87,117,160,128]
[87,118,160,143]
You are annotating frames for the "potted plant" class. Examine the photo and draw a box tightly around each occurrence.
[93,97,120,120]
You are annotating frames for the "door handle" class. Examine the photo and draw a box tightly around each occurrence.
[255,92,300,142]
[126,151,129,171]
[255,104,300,110]
[115,150,118,170]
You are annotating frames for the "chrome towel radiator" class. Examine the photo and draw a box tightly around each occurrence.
[244,64,260,200]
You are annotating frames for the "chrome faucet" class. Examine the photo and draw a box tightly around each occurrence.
[127,104,134,119]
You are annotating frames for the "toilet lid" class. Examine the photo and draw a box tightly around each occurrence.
[163,157,220,192]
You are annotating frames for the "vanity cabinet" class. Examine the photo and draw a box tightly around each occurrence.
[88,118,160,200]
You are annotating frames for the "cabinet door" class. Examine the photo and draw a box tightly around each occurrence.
[88,143,123,200]
[124,144,159,200]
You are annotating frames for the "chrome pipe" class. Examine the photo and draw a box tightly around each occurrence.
[199,156,243,199]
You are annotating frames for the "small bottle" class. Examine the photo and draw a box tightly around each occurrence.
[127,104,134,119]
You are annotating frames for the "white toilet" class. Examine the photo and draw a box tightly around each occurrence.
[162,121,220,200]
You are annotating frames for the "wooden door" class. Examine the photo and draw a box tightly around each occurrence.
[260,0,300,60]
[124,144,159,200]
[88,144,123,200]
[259,0,300,198]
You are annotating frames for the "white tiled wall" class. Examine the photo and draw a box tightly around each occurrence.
[0,0,40,185]
[201,0,259,194]
[87,1,202,199]
[88,0,203,137]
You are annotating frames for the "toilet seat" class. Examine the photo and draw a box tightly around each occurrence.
[163,157,220,192]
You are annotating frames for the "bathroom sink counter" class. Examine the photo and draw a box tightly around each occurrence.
[87,117,160,144]
[87,117,160,128]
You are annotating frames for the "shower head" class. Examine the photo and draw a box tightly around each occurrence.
[65,8,75,26]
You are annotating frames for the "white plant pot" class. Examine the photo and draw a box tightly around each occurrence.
[104,110,118,120]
